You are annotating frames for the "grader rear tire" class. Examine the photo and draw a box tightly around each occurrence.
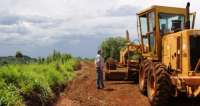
[147,63,173,106]
[139,60,151,94]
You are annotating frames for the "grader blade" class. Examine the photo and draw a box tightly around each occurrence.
[105,67,128,81]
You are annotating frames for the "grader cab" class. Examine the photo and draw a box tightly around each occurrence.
[137,2,200,106]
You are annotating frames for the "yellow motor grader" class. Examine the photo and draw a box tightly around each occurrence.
[105,31,141,80]
[137,2,200,106]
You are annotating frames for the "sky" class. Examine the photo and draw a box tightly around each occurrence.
[0,0,199,58]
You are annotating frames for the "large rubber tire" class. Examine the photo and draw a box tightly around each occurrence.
[147,63,173,106]
[139,60,151,94]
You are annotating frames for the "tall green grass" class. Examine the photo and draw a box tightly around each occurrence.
[0,51,77,106]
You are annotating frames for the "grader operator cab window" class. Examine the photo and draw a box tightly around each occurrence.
[140,16,148,36]
[140,15,148,52]
[159,14,184,36]
[139,12,155,53]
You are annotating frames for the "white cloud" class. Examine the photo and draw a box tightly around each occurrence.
[0,0,199,57]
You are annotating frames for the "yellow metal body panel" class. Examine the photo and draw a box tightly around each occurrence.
[137,5,186,16]
[162,30,200,76]
[162,35,177,69]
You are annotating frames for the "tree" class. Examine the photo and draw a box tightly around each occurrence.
[15,51,23,58]
[100,37,126,61]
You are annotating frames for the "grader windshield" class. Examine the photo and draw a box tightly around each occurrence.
[159,14,184,36]
[139,12,155,53]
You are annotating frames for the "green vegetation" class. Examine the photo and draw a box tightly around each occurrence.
[0,50,77,106]
[100,37,126,61]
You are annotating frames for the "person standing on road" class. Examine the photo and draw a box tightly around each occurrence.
[95,49,105,89]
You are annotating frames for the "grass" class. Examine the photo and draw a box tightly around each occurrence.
[0,53,77,106]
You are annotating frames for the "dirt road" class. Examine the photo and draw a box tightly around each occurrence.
[54,61,149,106]
[54,61,200,106]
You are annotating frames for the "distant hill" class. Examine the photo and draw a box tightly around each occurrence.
[0,55,37,65]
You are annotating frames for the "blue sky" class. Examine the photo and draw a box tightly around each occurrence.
[0,0,199,58]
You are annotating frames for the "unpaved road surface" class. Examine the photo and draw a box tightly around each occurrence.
[54,61,200,106]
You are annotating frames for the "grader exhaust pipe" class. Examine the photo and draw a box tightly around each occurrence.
[185,2,190,29]
[126,30,130,42]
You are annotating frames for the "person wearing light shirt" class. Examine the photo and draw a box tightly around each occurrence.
[94,49,104,89]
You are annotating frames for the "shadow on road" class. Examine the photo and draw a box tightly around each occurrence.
[169,97,200,106]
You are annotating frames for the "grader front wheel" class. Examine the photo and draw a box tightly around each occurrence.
[147,63,173,106]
